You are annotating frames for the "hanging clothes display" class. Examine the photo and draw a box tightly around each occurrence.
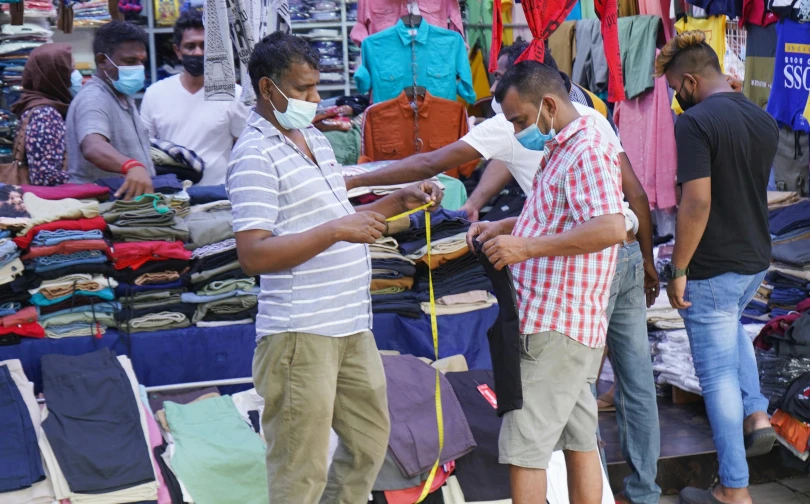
[547,20,576,76]
[744,0,777,25]
[614,62,678,209]
[581,0,598,16]
[618,15,663,100]
[618,0,639,16]
[768,0,810,23]
[350,0,465,45]
[671,15,725,115]
[361,91,478,178]
[745,23,777,109]
[637,0,671,39]
[767,19,810,133]
[204,0,237,101]
[464,0,514,55]
[572,19,609,95]
[686,0,741,21]
[354,19,476,104]
[469,43,493,101]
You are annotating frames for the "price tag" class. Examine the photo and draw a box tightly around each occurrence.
[477,384,498,409]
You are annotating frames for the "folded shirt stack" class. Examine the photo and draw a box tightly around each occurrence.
[101,193,189,243]
[151,139,206,185]
[184,240,259,325]
[370,237,416,296]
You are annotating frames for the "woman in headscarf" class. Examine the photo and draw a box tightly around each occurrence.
[10,43,82,186]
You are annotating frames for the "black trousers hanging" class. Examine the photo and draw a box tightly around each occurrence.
[474,241,523,416]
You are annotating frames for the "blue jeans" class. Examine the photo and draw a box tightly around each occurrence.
[679,270,770,489]
[604,241,661,504]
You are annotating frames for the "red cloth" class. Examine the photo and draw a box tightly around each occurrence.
[13,216,108,249]
[0,322,45,338]
[383,462,454,504]
[488,0,625,102]
[21,183,110,201]
[743,0,777,26]
[594,0,626,102]
[112,241,192,271]
[798,298,810,313]
[754,312,803,350]
[22,239,112,261]
[0,306,38,327]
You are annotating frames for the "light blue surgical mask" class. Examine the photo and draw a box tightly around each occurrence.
[269,79,318,130]
[105,55,145,96]
[70,69,83,97]
[515,101,555,152]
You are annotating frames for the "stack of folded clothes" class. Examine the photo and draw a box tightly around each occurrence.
[370,236,415,295]
[184,239,259,326]
[758,348,810,412]
[100,192,189,243]
[766,270,809,318]
[3,185,119,340]
[373,209,494,318]
[113,241,194,333]
[150,139,206,185]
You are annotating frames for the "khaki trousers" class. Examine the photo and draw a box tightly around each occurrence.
[253,330,390,504]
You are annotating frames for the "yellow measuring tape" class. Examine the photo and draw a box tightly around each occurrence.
[386,202,443,503]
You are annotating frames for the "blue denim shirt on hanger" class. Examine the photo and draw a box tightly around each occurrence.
[354,19,476,104]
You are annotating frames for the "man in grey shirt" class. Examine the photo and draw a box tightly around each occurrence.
[66,21,154,199]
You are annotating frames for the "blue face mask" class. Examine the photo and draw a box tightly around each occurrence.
[105,55,145,96]
[70,69,83,97]
[515,101,556,151]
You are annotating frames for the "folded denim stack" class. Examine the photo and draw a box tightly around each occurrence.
[767,270,809,317]
[184,240,259,326]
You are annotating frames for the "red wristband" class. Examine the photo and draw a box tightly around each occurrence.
[121,159,143,175]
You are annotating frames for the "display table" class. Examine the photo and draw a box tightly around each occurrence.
[0,306,498,392]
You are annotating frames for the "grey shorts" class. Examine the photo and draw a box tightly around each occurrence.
[499,330,604,469]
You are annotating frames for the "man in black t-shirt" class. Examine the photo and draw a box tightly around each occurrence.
[656,31,778,504]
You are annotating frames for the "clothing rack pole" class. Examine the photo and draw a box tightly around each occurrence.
[463,23,530,28]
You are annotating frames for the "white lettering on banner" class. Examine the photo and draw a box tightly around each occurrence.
[782,63,810,90]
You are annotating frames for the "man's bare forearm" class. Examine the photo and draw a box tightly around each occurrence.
[81,134,130,173]
[671,180,712,269]
[235,225,340,276]
[346,154,440,190]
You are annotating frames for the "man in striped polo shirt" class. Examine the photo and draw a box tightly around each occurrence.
[227,32,442,503]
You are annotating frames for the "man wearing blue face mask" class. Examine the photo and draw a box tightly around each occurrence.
[227,32,443,502]
[66,21,154,200]
[468,61,626,504]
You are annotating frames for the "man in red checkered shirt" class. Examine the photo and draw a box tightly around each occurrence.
[467,61,626,504]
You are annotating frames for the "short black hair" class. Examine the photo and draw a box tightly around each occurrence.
[498,40,558,71]
[93,21,148,56]
[493,60,569,105]
[248,32,320,95]
[174,9,203,47]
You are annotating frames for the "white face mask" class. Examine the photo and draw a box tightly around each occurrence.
[491,98,503,115]
[268,80,317,130]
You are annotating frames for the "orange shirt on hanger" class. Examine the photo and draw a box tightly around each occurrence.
[361,91,478,178]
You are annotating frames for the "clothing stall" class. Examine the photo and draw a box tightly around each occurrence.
[3,0,810,499]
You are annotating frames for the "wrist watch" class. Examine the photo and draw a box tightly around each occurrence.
[663,263,689,280]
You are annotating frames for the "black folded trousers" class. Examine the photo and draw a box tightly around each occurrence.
[474,242,522,416]
[40,348,155,494]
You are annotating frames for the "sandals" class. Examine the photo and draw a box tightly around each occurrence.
[679,487,726,504]
[744,426,777,458]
